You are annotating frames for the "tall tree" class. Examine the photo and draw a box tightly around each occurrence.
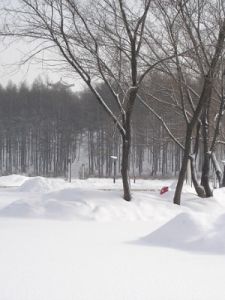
[1,0,176,200]
[138,0,225,204]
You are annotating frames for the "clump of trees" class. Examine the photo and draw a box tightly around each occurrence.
[0,79,186,178]
[0,80,83,176]
[1,0,225,204]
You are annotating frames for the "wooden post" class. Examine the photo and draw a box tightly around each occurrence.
[68,158,72,182]
[82,163,85,180]
[110,156,117,184]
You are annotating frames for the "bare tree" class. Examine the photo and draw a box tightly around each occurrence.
[1,0,178,200]
[137,0,225,204]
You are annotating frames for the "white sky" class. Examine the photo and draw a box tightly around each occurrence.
[0,0,85,91]
[0,0,137,91]
[0,41,85,91]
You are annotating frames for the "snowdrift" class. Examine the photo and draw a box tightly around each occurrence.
[0,175,225,254]
[0,174,28,187]
[140,212,225,254]
[18,176,67,192]
[0,175,225,300]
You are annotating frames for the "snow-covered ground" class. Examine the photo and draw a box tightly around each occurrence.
[0,175,225,300]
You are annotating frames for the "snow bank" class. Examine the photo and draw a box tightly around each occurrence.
[0,200,37,218]
[0,180,180,221]
[140,212,225,254]
[19,177,50,193]
[18,176,67,193]
[0,176,225,254]
[1,176,225,300]
[0,174,28,187]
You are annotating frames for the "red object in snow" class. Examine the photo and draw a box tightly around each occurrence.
[160,186,169,195]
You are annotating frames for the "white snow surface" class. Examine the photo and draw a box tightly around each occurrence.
[0,175,225,300]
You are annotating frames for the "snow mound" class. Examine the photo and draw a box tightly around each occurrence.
[44,188,142,221]
[169,180,195,193]
[18,177,63,193]
[19,177,51,193]
[139,212,225,253]
[43,198,93,220]
[140,213,206,246]
[0,200,36,218]
[44,187,98,202]
[213,188,225,204]
[44,199,75,219]
[202,213,225,252]
[0,175,28,187]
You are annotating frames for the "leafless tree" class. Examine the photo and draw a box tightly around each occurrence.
[1,0,179,200]
[136,0,225,204]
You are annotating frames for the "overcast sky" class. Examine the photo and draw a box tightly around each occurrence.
[0,0,86,91]
[0,39,86,91]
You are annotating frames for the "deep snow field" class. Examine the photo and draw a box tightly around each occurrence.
[0,175,225,300]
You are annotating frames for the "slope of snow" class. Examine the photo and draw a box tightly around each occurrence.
[140,212,225,253]
[0,174,28,187]
[19,176,70,192]
[0,175,225,300]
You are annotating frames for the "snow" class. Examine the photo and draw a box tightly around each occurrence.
[0,174,28,187]
[18,176,70,192]
[0,175,225,299]
[139,212,225,253]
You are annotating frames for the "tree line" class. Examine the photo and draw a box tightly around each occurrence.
[0,78,185,178]
[0,77,224,183]
[0,80,82,176]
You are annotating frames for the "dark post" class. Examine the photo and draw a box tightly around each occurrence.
[110,156,117,184]
[82,163,85,180]
[222,161,225,187]
[68,158,71,183]
[132,148,136,184]
[113,160,116,183]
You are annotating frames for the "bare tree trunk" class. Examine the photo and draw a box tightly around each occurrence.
[173,127,192,205]
[201,106,213,197]
[120,85,139,201]
[189,121,206,197]
[211,152,223,186]
[201,152,213,196]
[121,135,131,201]
[190,155,205,197]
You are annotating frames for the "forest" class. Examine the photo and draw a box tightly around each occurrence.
[0,75,224,184]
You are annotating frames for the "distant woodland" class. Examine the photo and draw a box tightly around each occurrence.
[0,76,224,179]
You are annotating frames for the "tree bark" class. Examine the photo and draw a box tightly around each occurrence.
[201,105,213,197]
[173,127,192,205]
[120,88,137,201]
[173,17,225,204]
[201,152,213,197]
[121,128,131,201]
[190,155,205,197]
[211,152,223,186]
